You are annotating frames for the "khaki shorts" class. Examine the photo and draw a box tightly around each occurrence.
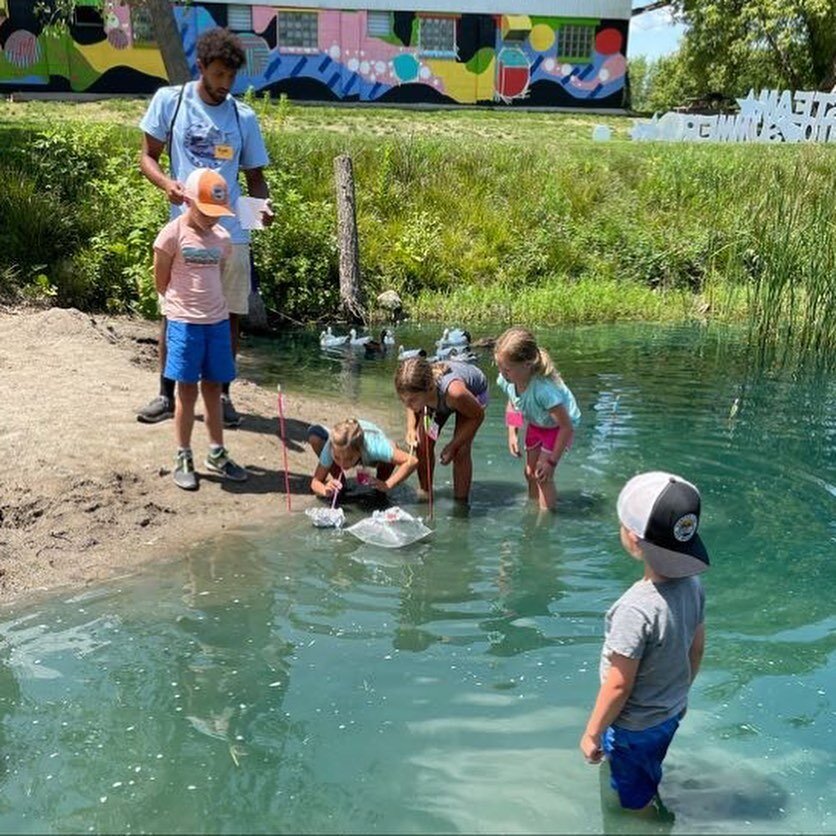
[158,243,251,317]
[221,243,252,315]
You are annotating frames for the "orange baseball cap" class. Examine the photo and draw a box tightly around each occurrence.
[184,168,235,218]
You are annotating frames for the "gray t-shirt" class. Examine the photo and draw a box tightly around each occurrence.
[433,362,488,425]
[599,576,705,731]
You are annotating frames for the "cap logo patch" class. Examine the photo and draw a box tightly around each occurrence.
[210,184,227,202]
[673,513,697,542]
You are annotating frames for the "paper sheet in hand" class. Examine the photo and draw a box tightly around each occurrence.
[237,196,268,230]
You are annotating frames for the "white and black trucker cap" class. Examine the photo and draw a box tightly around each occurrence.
[617,471,710,578]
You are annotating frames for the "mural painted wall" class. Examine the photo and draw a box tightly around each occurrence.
[0,2,629,108]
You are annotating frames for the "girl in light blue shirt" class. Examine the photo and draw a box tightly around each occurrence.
[308,419,417,500]
[495,327,581,511]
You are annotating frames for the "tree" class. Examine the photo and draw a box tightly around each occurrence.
[627,54,649,111]
[673,0,836,92]
[140,0,192,84]
[36,0,191,84]
[642,51,700,112]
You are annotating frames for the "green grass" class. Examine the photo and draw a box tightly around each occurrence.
[0,96,634,144]
[1,98,835,364]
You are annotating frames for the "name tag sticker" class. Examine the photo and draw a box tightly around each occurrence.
[214,144,234,160]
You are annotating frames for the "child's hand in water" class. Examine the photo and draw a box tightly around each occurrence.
[580,732,603,764]
[368,477,390,492]
[439,444,454,465]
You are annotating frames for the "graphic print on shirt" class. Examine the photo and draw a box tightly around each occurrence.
[182,120,238,170]
[182,246,222,265]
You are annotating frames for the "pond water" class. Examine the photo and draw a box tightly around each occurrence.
[0,324,834,834]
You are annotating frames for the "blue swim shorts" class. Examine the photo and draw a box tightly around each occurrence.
[603,714,680,810]
[164,319,235,384]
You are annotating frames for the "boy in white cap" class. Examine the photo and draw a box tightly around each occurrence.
[153,167,248,490]
[580,472,710,811]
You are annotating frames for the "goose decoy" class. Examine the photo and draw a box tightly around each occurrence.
[398,345,427,361]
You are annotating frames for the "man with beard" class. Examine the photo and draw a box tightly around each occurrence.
[137,27,273,428]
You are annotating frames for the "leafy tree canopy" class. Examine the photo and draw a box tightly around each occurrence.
[673,0,836,92]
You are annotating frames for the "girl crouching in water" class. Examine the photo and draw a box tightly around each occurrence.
[394,357,488,502]
[308,419,417,499]
[494,327,580,511]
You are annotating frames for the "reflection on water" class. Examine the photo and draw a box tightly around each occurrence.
[0,324,833,833]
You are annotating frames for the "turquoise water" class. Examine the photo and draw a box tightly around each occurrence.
[1,324,834,833]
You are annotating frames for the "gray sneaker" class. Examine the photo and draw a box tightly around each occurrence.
[174,450,198,491]
[137,395,174,424]
[205,447,248,481]
[221,394,243,428]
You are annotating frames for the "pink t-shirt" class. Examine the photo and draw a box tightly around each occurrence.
[154,215,231,324]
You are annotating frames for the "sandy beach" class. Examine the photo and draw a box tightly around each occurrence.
[0,307,347,600]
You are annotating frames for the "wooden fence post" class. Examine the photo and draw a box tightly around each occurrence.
[334,154,366,323]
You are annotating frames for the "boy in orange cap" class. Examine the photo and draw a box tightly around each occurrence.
[153,168,248,490]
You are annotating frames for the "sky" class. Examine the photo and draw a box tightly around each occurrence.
[628,6,686,60]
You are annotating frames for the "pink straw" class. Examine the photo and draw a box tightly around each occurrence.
[331,470,343,509]
[277,385,291,512]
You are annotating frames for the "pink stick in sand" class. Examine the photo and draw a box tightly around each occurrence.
[277,385,291,511]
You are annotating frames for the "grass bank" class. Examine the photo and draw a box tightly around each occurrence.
[0,98,834,360]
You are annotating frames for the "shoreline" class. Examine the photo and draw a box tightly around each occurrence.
[0,307,372,603]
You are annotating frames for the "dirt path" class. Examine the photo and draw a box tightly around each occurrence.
[0,307,349,600]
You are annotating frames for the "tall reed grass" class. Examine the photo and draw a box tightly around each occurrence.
[717,157,836,369]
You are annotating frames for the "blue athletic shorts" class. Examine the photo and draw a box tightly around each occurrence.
[603,714,680,810]
[164,319,235,384]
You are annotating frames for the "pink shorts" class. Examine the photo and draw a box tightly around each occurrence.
[525,423,560,453]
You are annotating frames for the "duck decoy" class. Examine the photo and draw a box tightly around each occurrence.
[349,328,372,346]
[320,327,349,348]
[432,343,456,360]
[449,348,478,363]
[398,345,427,361]
[438,327,471,347]
[363,330,392,357]
[471,336,496,349]
[429,346,476,363]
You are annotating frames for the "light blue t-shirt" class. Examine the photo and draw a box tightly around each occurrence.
[319,420,395,469]
[497,373,582,428]
[139,81,270,244]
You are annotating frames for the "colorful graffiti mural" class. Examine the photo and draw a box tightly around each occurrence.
[0,2,629,108]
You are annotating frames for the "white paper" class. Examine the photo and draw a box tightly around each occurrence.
[237,196,268,230]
